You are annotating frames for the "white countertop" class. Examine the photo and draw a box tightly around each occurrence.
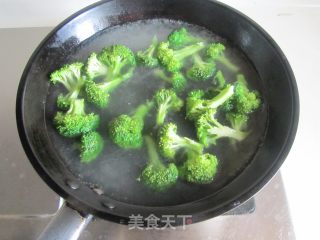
[1,0,319,239]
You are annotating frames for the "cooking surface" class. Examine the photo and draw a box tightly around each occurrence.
[0,26,294,240]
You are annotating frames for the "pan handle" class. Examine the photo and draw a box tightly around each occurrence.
[37,202,93,240]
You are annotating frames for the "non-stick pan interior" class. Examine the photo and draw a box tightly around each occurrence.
[45,19,267,206]
[17,0,298,221]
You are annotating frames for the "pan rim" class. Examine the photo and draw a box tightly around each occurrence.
[16,0,299,224]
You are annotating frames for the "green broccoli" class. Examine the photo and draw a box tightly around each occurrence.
[196,109,248,147]
[85,69,133,108]
[108,101,154,149]
[154,69,187,93]
[157,41,205,73]
[214,70,226,89]
[80,131,104,163]
[84,52,108,79]
[54,99,99,137]
[186,84,234,121]
[187,89,206,100]
[206,43,239,73]
[226,113,250,132]
[154,89,184,127]
[158,123,203,160]
[235,73,248,86]
[222,75,261,130]
[168,27,202,48]
[139,136,178,191]
[205,70,227,97]
[186,54,216,81]
[136,36,159,68]
[85,45,135,80]
[99,44,136,74]
[50,62,85,110]
[84,45,136,108]
[179,152,218,184]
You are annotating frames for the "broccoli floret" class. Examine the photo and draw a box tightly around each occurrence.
[139,136,178,191]
[158,123,203,160]
[179,152,218,184]
[84,45,136,108]
[80,131,104,163]
[196,109,248,147]
[168,27,202,48]
[50,62,85,110]
[84,52,108,79]
[225,113,249,132]
[108,101,153,149]
[206,43,239,73]
[154,89,183,127]
[99,44,136,75]
[222,75,261,130]
[136,36,159,68]
[205,70,227,97]
[54,99,99,137]
[157,41,205,73]
[187,89,206,100]
[154,69,187,93]
[206,43,226,59]
[85,69,133,108]
[186,84,234,121]
[187,54,216,81]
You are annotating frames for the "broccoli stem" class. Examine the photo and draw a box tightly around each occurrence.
[179,137,203,154]
[236,74,248,86]
[69,83,83,99]
[62,87,81,103]
[106,55,133,80]
[55,78,72,91]
[145,135,164,169]
[67,99,85,115]
[193,54,205,65]
[169,129,203,154]
[208,84,234,109]
[186,35,202,44]
[214,70,226,89]
[110,57,124,77]
[154,69,176,85]
[100,69,133,92]
[208,119,248,141]
[156,99,170,127]
[145,36,158,58]
[193,53,214,70]
[154,70,186,93]
[217,56,239,73]
[154,69,169,82]
[133,101,154,122]
[174,42,205,60]
[232,119,246,131]
[99,77,124,91]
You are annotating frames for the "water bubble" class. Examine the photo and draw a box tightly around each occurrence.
[66,180,80,190]
[102,201,115,209]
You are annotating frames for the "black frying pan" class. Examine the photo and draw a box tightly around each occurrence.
[16,0,299,239]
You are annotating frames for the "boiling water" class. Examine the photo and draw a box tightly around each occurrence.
[47,19,268,206]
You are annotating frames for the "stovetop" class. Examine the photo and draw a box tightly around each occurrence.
[0,27,295,240]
